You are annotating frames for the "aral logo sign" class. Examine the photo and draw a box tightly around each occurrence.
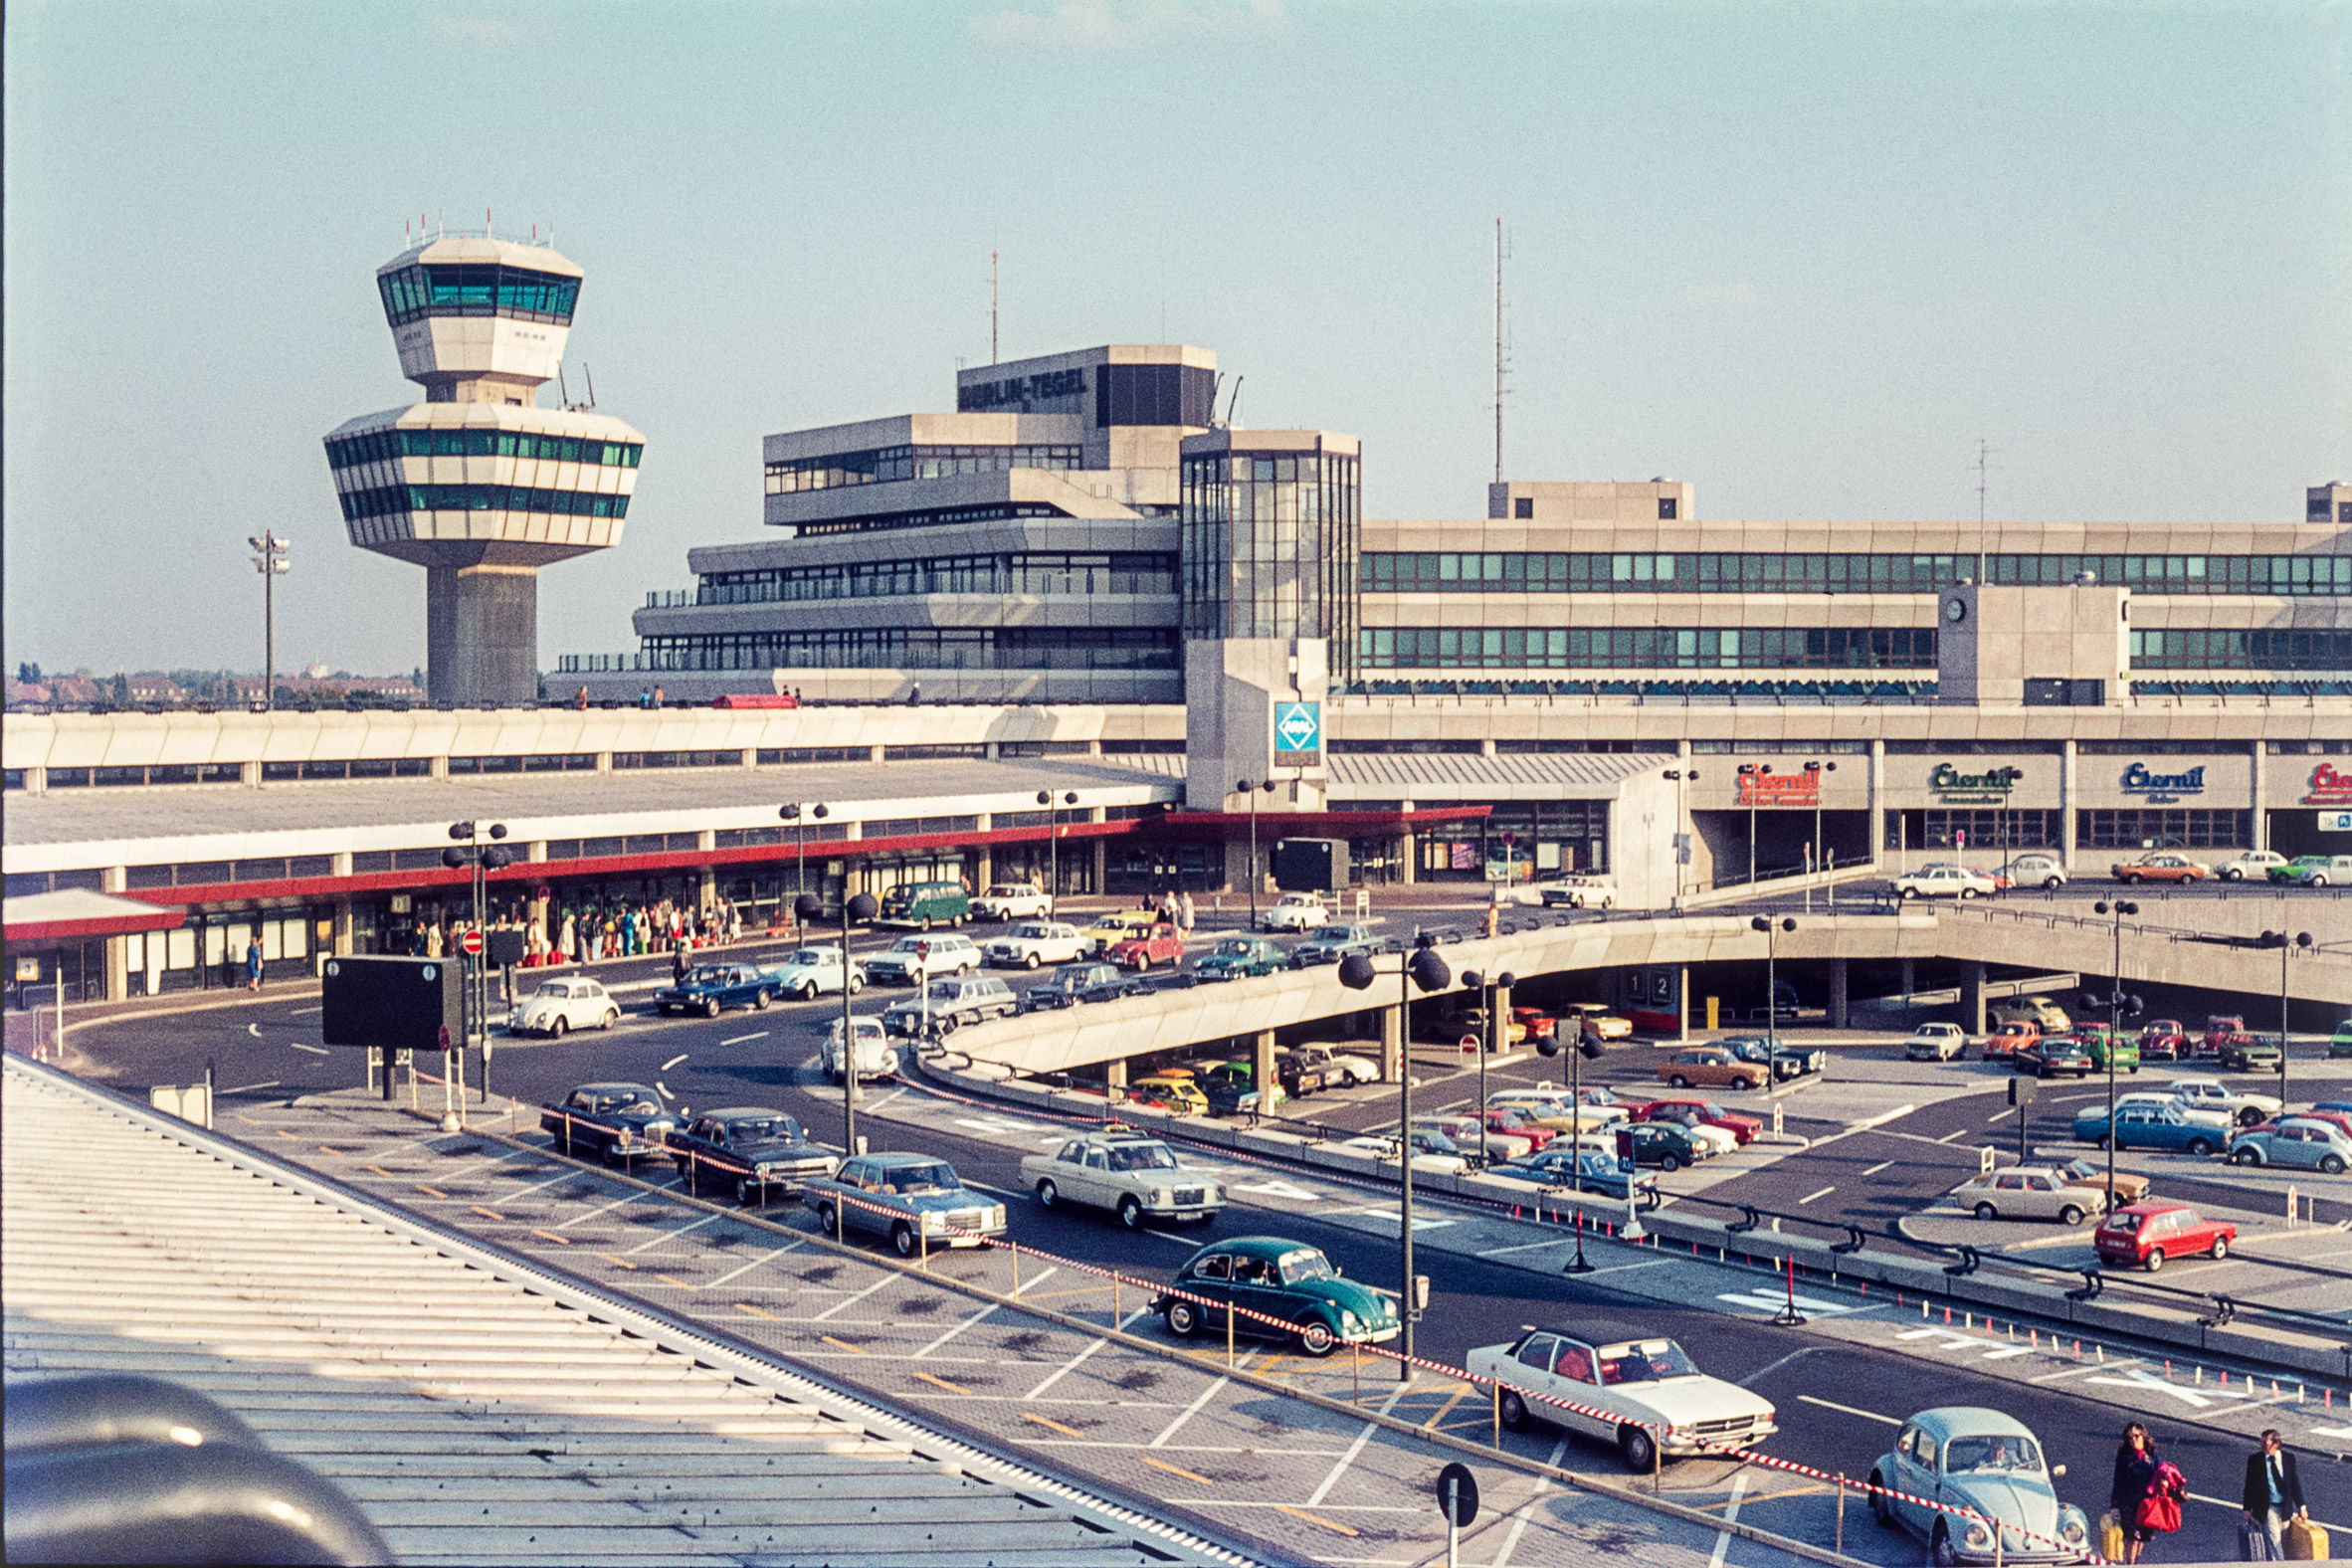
[1273,700,1321,766]
[2304,763,2352,807]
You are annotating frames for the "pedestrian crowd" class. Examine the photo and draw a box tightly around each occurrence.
[2099,1422,2317,1562]
[1135,888,1196,933]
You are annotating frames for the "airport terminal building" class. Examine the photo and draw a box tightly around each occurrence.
[7,333,2352,1002]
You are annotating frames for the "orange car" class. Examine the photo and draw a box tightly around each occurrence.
[1981,1021,2038,1062]
[2111,853,2210,883]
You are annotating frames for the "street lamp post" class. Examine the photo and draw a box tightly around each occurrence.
[1662,768,1697,908]
[1037,790,1078,900]
[800,889,880,1157]
[1235,778,1278,926]
[248,530,290,710]
[1803,761,1836,912]
[443,821,511,1102]
[779,804,830,934]
[1750,915,1795,1042]
[2260,928,2313,1107]
[1459,969,1516,1172]
[2090,899,2141,1215]
[1338,934,1452,1382]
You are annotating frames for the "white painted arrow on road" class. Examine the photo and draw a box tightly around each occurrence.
[1233,1179,1322,1202]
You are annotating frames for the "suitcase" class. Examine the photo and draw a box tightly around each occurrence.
[2284,1517,2329,1561]
[2245,1518,2282,1561]
[2102,1510,2128,1563]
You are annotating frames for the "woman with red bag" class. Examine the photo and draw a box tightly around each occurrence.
[2108,1423,2186,1561]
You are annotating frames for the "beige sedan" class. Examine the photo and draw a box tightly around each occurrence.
[1951,1166,2106,1226]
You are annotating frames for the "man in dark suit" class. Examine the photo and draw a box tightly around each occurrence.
[2242,1429,2307,1558]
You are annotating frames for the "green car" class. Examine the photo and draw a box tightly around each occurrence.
[1195,936,1287,981]
[2078,1028,2140,1075]
[2268,856,2330,884]
[2330,1020,2352,1061]
[1151,1236,1401,1356]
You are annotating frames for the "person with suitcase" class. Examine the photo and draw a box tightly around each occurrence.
[2111,1423,2183,1563]
[2242,1430,2314,1560]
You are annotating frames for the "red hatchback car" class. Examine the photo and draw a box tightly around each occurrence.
[2095,1201,2236,1274]
[1635,1096,1763,1145]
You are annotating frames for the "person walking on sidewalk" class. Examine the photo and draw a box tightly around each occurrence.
[2241,1429,2306,1559]
[2110,1423,2164,1563]
[244,937,264,992]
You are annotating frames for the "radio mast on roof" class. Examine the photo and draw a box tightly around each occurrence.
[1493,217,1506,486]
[990,251,999,365]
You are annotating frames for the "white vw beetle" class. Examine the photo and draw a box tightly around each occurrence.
[1467,1328,1778,1471]
[509,976,621,1037]
[1261,891,1331,932]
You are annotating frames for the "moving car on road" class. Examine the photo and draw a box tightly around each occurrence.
[1287,923,1387,967]
[2267,855,2332,884]
[2094,1200,2235,1272]
[1259,891,1331,932]
[2286,853,2352,885]
[1905,1022,1969,1062]
[767,945,866,1001]
[1104,921,1186,972]
[2228,1116,2352,1173]
[1656,1047,1765,1091]
[2111,852,2210,884]
[1997,853,2068,890]
[1950,1166,2104,1225]
[1195,935,1287,980]
[668,1108,840,1205]
[655,963,779,1019]
[1535,874,1619,909]
[970,883,1053,921]
[1078,910,1161,956]
[2070,1100,2228,1156]
[819,1017,899,1083]
[862,933,980,986]
[541,1082,674,1164]
[1024,1133,1227,1228]
[880,975,1018,1038]
[984,921,1088,970]
[1153,1237,1400,1357]
[1894,865,1998,899]
[1469,1328,1778,1470]
[1023,961,1139,1011]
[2331,1019,2352,1059]
[804,1152,1006,1256]
[510,976,622,1036]
[1868,1408,2091,1565]
[2215,850,2287,882]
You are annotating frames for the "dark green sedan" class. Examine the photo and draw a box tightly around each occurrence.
[1195,936,1288,981]
[1152,1237,1400,1356]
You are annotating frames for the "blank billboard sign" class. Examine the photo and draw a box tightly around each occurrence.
[320,955,464,1051]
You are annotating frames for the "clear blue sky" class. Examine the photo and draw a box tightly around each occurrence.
[5,1,2346,677]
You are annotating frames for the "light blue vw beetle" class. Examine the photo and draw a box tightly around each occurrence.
[1869,1407,2091,1565]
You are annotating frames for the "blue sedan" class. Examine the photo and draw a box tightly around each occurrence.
[2070,1101,2229,1156]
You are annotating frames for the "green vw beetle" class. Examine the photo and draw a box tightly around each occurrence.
[1152,1236,1400,1357]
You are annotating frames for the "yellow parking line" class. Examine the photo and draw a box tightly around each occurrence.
[531,1229,572,1246]
[1276,1504,1359,1536]
[415,1185,448,1198]
[1140,1455,1213,1485]
[237,1115,262,1126]
[1023,1412,1084,1437]
[598,1255,639,1270]
[912,1371,971,1396]
[819,1335,868,1355]
[366,1165,395,1177]
[1418,1384,1472,1430]
[470,1206,504,1222]
[734,1302,780,1320]
[657,1273,698,1289]
[317,1144,344,1155]
[276,1129,298,1139]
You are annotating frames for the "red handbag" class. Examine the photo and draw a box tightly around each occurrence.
[2135,1468,2186,1534]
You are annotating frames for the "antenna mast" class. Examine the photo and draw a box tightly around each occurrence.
[990,251,999,365]
[1493,217,1504,486]
[1977,438,1989,584]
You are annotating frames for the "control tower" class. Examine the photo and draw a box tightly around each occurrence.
[323,232,646,706]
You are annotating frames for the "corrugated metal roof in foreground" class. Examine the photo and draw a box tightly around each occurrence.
[0,1060,1245,1568]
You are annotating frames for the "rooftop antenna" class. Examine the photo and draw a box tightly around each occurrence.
[1225,375,1244,427]
[582,363,597,408]
[486,206,492,239]
[990,250,999,365]
[557,362,571,409]
[1493,216,1507,486]
[1976,438,1990,584]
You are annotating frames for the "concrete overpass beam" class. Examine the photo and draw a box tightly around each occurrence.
[1960,960,1987,1035]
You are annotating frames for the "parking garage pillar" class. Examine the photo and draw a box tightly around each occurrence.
[1491,982,1512,1054]
[1253,1030,1278,1110]
[1380,1003,1404,1081]
[332,900,356,958]
[1960,960,1987,1036]
[1678,966,1691,1043]
[1104,1057,1127,1093]
[1828,958,1851,1030]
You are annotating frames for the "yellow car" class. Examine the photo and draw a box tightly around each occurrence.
[1080,910,1162,957]
[1560,1003,1634,1041]
[1125,1075,1208,1116]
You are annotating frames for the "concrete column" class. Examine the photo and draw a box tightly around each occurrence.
[1677,965,1691,1043]
[332,899,355,957]
[1380,1002,1404,1081]
[2060,741,2079,867]
[1399,799,1418,885]
[425,561,539,707]
[1253,1029,1278,1109]
[1091,837,1106,895]
[1960,960,1987,1035]
[242,760,264,786]
[1104,1057,1127,1091]
[2251,745,2267,852]
[1490,982,1513,1055]
[1829,958,1851,1030]
[1868,740,1885,868]
[1900,957,1916,1007]
[975,846,994,888]
[739,748,756,768]
[103,935,129,1002]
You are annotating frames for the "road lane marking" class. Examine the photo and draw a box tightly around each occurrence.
[1141,1455,1214,1484]
[1024,1411,1087,1437]
[1706,1473,1750,1568]
[317,1144,344,1156]
[1798,1395,1900,1425]
[597,1255,639,1270]
[1304,1384,1411,1507]
[1234,1179,1321,1202]
[706,1241,803,1288]
[658,1274,699,1290]
[224,1080,281,1095]
[366,1165,394,1177]
[1489,1437,1570,1568]
[1797,1185,1836,1205]
[1010,1265,1057,1298]
[1023,1336,1111,1401]
[288,1043,329,1056]
[662,1052,692,1070]
[1861,1160,1894,1176]
[911,1304,999,1358]
[719,1033,766,1047]
[558,1191,652,1230]
[290,1006,322,1016]
[1936,1128,1970,1144]
[622,1211,722,1255]
[809,1273,898,1322]
[1148,1375,1230,1448]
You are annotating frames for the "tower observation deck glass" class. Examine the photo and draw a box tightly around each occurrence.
[378,265,581,327]
[1180,443,1359,665]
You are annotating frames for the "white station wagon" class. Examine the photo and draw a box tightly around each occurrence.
[1468,1328,1778,1471]
[985,921,1088,970]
